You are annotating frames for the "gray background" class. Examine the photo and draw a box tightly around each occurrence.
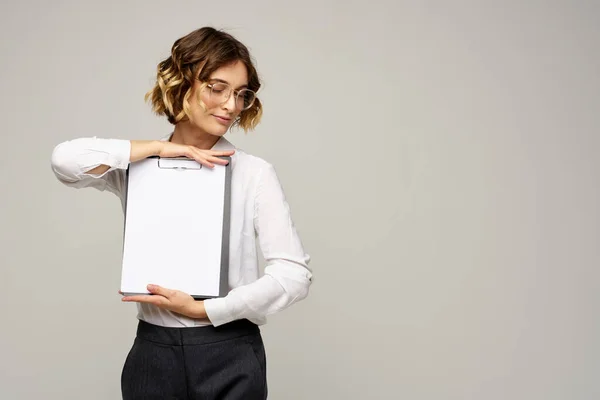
[1,0,599,399]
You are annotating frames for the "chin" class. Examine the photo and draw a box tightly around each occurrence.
[210,127,229,137]
[191,121,229,137]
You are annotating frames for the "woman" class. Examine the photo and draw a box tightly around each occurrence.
[51,27,312,399]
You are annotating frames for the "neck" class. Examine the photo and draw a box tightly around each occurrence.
[170,120,221,150]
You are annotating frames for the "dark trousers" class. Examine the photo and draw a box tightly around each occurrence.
[121,319,267,400]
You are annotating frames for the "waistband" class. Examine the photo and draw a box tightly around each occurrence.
[136,318,260,346]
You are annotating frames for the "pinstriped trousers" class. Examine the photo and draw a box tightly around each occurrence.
[121,319,268,399]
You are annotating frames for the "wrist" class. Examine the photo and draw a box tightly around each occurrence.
[151,140,164,156]
[189,301,207,319]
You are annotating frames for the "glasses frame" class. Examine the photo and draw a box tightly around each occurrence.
[199,79,257,111]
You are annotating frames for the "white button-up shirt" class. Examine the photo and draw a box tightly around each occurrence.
[50,133,312,328]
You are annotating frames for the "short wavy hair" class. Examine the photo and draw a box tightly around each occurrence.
[145,27,262,131]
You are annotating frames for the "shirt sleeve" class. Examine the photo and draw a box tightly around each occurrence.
[50,137,131,195]
[204,163,313,327]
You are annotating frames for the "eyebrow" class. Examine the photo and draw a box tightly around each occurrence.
[210,78,248,90]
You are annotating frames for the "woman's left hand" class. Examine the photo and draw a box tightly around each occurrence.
[121,284,207,319]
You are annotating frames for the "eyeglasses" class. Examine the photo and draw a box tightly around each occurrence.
[203,81,257,111]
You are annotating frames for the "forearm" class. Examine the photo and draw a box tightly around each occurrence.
[204,259,312,326]
[129,140,164,163]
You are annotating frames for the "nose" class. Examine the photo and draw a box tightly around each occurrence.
[221,90,237,112]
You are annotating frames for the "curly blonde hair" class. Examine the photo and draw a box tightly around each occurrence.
[145,27,262,131]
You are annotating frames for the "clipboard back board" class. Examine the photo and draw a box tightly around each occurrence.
[120,156,231,299]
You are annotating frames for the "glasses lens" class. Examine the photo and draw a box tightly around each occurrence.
[209,83,256,110]
[238,89,256,110]
[209,83,229,104]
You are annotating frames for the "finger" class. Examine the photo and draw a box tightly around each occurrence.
[147,284,173,298]
[187,149,215,168]
[206,156,230,165]
[194,149,235,158]
[183,149,207,166]
[194,149,231,166]
[209,150,235,156]
[122,295,166,306]
[198,159,215,168]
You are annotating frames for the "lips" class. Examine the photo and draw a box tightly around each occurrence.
[213,115,231,124]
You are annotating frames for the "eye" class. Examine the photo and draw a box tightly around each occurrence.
[210,83,228,93]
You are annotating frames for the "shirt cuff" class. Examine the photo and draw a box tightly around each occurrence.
[78,139,131,178]
[204,297,236,327]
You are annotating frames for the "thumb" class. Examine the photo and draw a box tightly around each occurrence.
[147,284,171,298]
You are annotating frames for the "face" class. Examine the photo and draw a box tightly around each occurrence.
[188,60,250,137]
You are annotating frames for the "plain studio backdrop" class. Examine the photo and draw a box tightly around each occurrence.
[1,1,599,399]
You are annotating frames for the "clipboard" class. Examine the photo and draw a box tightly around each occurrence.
[120,155,231,299]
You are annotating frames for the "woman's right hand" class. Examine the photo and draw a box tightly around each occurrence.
[157,141,235,168]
